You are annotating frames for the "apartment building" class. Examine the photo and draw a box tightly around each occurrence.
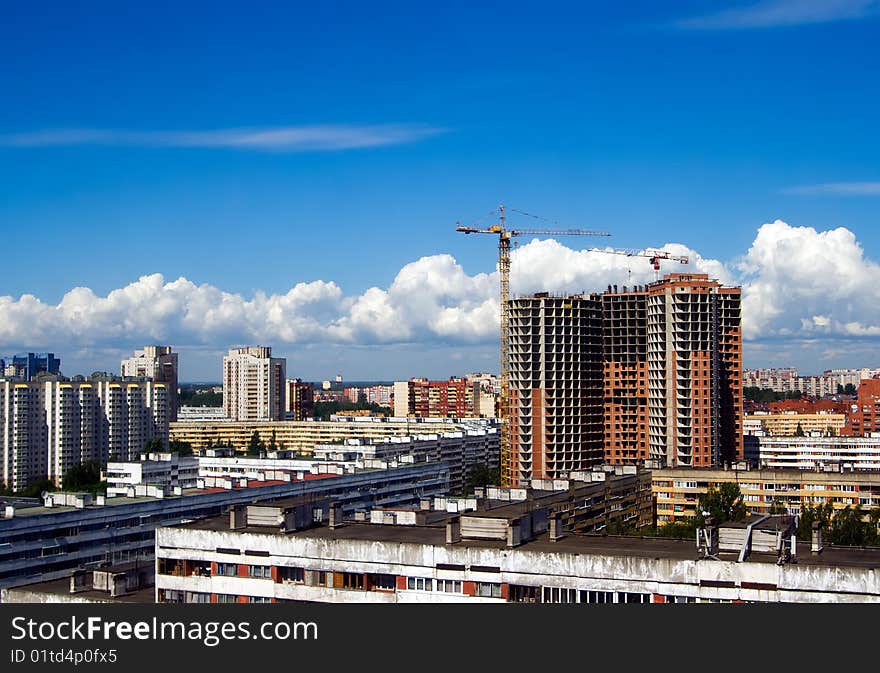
[285,378,314,421]
[313,427,500,494]
[745,412,846,436]
[846,378,880,436]
[508,293,604,483]
[155,497,880,604]
[121,345,179,421]
[647,274,742,467]
[0,376,169,491]
[602,287,649,464]
[0,461,449,591]
[653,466,880,522]
[757,436,880,471]
[105,452,200,497]
[222,347,286,421]
[170,416,496,454]
[392,378,478,418]
[506,274,741,485]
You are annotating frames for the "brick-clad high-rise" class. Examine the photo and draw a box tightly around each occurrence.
[508,293,604,484]
[647,274,742,467]
[507,274,742,485]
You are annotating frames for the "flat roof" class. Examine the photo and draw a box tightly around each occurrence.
[172,516,880,570]
[4,577,154,604]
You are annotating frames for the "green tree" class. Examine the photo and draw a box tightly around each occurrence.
[15,477,56,499]
[247,430,265,456]
[828,506,879,546]
[142,437,164,454]
[652,519,698,538]
[62,461,102,491]
[797,502,833,541]
[696,483,747,526]
[794,422,805,437]
[465,464,501,493]
[268,429,277,453]
[768,498,788,515]
[169,439,194,456]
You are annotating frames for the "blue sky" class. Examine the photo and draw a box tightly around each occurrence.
[2,1,879,380]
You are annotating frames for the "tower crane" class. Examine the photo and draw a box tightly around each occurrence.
[456,205,689,488]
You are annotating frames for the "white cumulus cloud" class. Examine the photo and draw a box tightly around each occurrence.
[2,220,880,375]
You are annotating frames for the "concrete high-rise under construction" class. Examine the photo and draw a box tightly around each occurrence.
[507,273,742,485]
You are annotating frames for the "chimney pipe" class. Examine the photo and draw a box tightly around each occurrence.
[811,521,823,554]
[329,504,344,529]
[446,516,461,544]
[549,512,564,542]
[229,506,247,530]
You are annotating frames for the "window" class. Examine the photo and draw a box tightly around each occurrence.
[216,563,237,577]
[342,572,366,590]
[582,590,613,604]
[248,565,272,579]
[215,594,237,604]
[278,567,304,583]
[370,574,397,591]
[248,596,271,603]
[436,579,462,593]
[542,587,577,603]
[185,591,211,604]
[475,582,502,598]
[407,577,432,591]
[509,585,540,603]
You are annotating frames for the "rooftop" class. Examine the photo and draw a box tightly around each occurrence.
[174,515,880,571]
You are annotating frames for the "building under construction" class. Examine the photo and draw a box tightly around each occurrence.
[508,273,742,485]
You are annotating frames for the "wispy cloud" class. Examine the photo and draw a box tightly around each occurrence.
[782,182,880,195]
[0,124,446,152]
[676,0,880,30]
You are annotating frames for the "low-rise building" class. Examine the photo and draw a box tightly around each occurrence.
[0,461,449,591]
[757,435,880,471]
[745,412,846,437]
[155,500,880,604]
[653,466,880,522]
[105,452,200,497]
[170,416,498,453]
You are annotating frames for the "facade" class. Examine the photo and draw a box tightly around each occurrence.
[314,427,500,494]
[170,416,495,454]
[745,412,846,436]
[121,345,179,421]
[177,406,228,422]
[393,378,480,418]
[0,461,449,591]
[105,452,200,497]
[1,352,61,381]
[647,274,742,468]
[506,274,742,485]
[602,287,649,464]
[285,379,315,421]
[653,466,880,522]
[508,293,604,483]
[0,376,169,491]
[757,436,880,471]
[222,347,286,421]
[155,502,880,604]
[846,378,880,436]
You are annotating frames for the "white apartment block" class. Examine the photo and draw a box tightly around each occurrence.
[222,347,286,421]
[757,435,880,471]
[121,345,179,420]
[105,452,200,497]
[0,378,169,491]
